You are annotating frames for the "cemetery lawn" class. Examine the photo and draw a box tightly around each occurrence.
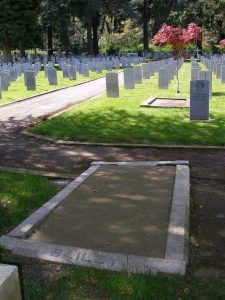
[31,62,225,146]
[0,70,108,105]
[0,171,59,235]
[22,267,225,299]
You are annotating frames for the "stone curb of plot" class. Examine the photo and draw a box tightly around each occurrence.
[0,161,190,275]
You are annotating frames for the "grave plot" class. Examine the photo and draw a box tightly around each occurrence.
[140,97,190,108]
[0,161,189,275]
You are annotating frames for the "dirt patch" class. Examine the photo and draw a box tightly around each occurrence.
[30,165,176,258]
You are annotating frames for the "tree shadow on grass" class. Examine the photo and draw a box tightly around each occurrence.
[33,107,225,146]
[213,91,225,97]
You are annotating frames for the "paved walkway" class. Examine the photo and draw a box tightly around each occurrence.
[0,72,124,131]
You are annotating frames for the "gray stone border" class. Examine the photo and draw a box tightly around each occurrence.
[0,166,78,179]
[0,161,189,275]
[22,130,225,150]
[0,236,185,274]
[165,165,190,263]
[140,97,189,108]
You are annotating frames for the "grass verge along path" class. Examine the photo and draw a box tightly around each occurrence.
[31,62,225,146]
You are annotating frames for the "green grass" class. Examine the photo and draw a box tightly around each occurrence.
[23,267,225,300]
[0,69,108,105]
[30,62,225,146]
[0,171,59,235]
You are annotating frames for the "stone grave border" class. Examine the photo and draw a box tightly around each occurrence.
[0,160,190,275]
[140,97,190,108]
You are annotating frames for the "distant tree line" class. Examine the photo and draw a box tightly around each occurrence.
[0,0,224,61]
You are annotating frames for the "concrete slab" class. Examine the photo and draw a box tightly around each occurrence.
[141,97,190,108]
[29,165,176,258]
[1,161,190,275]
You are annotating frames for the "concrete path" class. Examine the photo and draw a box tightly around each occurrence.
[0,72,124,131]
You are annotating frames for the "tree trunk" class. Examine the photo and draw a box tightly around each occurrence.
[62,29,69,57]
[47,25,53,57]
[92,15,99,56]
[87,21,93,55]
[143,0,149,55]
[3,43,12,63]
[19,41,26,58]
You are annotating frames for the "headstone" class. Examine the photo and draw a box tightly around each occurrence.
[134,66,143,84]
[198,70,212,99]
[191,68,200,81]
[142,63,150,79]
[216,63,222,79]
[48,67,58,85]
[0,77,2,99]
[69,65,76,80]
[158,68,169,89]
[26,70,36,90]
[0,264,22,300]
[190,80,209,121]
[220,65,225,84]
[82,64,89,77]
[106,72,119,98]
[96,62,102,74]
[124,68,135,89]
[0,73,9,91]
[44,66,49,78]
[62,65,69,78]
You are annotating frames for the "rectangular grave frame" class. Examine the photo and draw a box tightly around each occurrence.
[0,160,189,275]
[140,97,190,108]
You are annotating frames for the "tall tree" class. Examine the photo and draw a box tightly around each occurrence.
[131,0,178,54]
[42,0,72,57]
[72,0,132,55]
[0,0,41,62]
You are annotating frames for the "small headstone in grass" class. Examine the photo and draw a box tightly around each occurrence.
[191,68,200,81]
[106,62,113,71]
[82,64,89,77]
[96,62,103,74]
[44,66,49,78]
[149,62,154,76]
[190,80,209,121]
[48,67,58,85]
[4,70,11,85]
[0,73,9,91]
[124,68,135,89]
[198,70,212,99]
[62,64,69,78]
[216,63,222,79]
[26,70,36,90]
[220,65,225,84]
[9,67,16,81]
[69,65,76,80]
[0,77,2,99]
[134,66,143,84]
[142,63,150,79]
[158,68,169,90]
[114,60,120,70]
[106,72,119,98]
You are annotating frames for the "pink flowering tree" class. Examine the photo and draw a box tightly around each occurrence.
[152,23,202,93]
[219,39,225,53]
